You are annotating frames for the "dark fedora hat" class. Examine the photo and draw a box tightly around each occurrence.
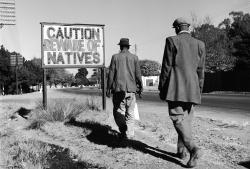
[118,38,131,46]
[172,17,191,28]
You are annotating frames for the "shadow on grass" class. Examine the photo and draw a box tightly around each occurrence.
[46,143,104,169]
[9,107,32,120]
[66,120,184,167]
[5,139,105,169]
[239,160,250,169]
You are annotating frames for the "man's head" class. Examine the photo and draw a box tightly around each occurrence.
[172,17,190,34]
[118,38,130,50]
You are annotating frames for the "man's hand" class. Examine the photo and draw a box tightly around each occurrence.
[159,91,166,101]
[137,90,142,98]
[106,89,111,98]
[136,88,143,98]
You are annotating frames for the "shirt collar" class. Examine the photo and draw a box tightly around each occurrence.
[178,30,190,34]
[120,50,130,53]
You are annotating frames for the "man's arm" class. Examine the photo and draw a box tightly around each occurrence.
[197,41,206,93]
[158,38,175,100]
[135,55,143,94]
[106,55,115,97]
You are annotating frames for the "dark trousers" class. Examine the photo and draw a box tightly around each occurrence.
[168,101,196,152]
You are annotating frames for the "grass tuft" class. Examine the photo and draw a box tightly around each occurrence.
[28,97,101,129]
[85,96,101,111]
[29,99,87,129]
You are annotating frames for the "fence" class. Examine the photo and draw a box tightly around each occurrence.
[203,70,250,93]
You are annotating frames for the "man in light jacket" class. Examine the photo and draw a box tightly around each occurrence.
[158,18,206,168]
[107,38,143,140]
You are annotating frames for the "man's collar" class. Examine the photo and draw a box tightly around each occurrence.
[120,50,129,53]
[178,30,190,34]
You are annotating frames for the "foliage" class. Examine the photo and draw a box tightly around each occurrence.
[23,58,43,85]
[139,59,161,76]
[0,45,11,85]
[75,68,89,86]
[89,68,101,85]
[221,12,250,70]
[192,24,236,72]
[47,68,75,87]
[0,46,29,94]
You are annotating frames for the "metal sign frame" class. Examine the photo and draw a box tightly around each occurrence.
[40,22,106,110]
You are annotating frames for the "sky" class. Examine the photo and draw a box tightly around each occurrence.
[0,0,249,70]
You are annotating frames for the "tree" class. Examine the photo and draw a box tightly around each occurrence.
[75,68,89,87]
[222,11,250,70]
[47,68,74,87]
[0,45,11,86]
[23,58,43,85]
[89,68,101,85]
[139,60,161,76]
[192,24,236,72]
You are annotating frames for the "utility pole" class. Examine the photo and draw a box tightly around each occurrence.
[134,44,137,55]
[15,54,18,94]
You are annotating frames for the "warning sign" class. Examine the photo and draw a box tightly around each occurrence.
[41,23,105,68]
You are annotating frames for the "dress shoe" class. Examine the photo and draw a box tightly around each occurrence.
[119,132,128,140]
[176,150,188,160]
[186,147,202,168]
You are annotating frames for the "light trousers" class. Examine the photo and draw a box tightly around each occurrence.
[112,92,136,137]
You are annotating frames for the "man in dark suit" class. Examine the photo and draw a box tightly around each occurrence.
[158,18,206,168]
[107,38,143,140]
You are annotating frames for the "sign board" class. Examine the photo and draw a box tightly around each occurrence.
[10,54,23,66]
[41,23,105,68]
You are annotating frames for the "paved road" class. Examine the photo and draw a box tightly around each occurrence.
[59,88,250,112]
[137,91,250,122]
[56,88,250,122]
[139,91,250,112]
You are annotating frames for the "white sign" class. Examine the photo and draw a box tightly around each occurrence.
[41,23,105,68]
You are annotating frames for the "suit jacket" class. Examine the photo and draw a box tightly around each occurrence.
[158,32,206,104]
[107,50,142,93]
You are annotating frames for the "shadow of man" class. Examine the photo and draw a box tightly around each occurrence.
[66,120,185,167]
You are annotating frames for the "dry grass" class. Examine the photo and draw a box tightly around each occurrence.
[1,136,50,169]
[28,97,102,130]
[0,95,105,169]
[1,135,105,169]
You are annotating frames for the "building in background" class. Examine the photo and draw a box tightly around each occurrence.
[142,76,159,87]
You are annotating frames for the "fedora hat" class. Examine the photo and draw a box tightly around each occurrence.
[118,38,131,46]
[172,17,191,28]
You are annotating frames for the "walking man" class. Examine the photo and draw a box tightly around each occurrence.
[158,18,206,168]
[107,38,143,140]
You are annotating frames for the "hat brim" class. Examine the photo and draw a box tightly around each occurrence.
[172,23,190,28]
[117,43,131,46]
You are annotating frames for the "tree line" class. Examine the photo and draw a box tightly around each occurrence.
[192,11,250,72]
[192,11,250,92]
